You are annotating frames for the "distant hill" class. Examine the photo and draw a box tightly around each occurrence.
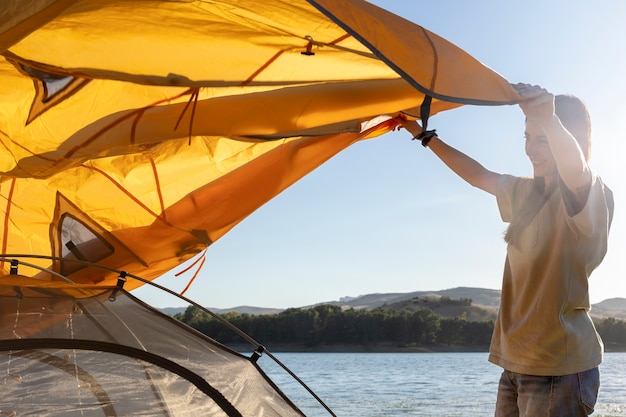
[160,287,626,321]
[311,287,626,321]
[161,305,283,317]
[318,287,502,310]
[302,287,501,322]
[381,297,498,322]
[590,298,626,321]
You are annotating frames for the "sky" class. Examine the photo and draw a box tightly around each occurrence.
[134,1,626,310]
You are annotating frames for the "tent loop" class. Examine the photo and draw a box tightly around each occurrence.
[412,94,438,145]
[301,35,316,56]
[420,94,433,131]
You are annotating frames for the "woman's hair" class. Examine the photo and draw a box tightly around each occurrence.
[555,94,592,161]
[504,94,591,246]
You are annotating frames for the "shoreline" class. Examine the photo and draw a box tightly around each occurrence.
[229,342,491,354]
[228,342,626,354]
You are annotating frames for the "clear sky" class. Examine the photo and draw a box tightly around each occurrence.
[134,1,626,309]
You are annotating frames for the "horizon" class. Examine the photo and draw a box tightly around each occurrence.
[155,286,626,311]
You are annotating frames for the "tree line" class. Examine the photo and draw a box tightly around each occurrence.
[175,301,626,351]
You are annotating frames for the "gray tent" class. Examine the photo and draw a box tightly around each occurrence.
[0,275,306,416]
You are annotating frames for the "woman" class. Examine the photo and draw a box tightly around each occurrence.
[399,83,614,416]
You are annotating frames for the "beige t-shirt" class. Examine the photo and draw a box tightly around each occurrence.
[488,173,613,376]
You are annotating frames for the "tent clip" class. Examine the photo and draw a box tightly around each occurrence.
[9,259,19,275]
[109,271,128,301]
[250,345,265,363]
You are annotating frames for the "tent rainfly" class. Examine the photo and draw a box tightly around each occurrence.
[0,0,521,415]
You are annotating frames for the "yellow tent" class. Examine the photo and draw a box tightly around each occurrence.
[0,0,520,290]
[0,1,527,415]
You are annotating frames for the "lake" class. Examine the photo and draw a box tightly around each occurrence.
[257,352,626,417]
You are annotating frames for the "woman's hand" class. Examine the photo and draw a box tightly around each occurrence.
[394,117,422,137]
[513,83,555,125]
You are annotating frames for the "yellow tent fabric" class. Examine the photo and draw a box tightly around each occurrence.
[0,0,521,290]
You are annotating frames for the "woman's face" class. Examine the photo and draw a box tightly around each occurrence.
[524,119,557,178]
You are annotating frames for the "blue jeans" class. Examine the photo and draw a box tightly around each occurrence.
[494,368,600,417]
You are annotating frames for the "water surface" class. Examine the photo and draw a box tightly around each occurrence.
[258,352,626,417]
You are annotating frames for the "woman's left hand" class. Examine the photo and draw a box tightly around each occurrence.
[512,83,555,125]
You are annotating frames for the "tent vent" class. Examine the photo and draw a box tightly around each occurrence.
[59,215,114,275]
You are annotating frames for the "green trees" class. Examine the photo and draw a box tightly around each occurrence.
[176,303,494,349]
[174,301,626,351]
[595,317,626,349]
